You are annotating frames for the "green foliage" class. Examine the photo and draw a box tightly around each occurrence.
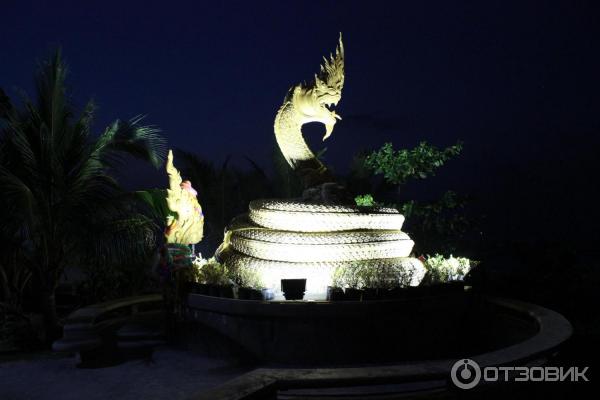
[421,254,475,285]
[0,241,33,311]
[78,256,158,304]
[354,193,376,207]
[0,50,166,331]
[400,190,471,254]
[357,140,471,254]
[195,258,229,285]
[0,304,43,351]
[135,189,175,222]
[230,267,264,289]
[364,141,463,186]
[333,263,416,289]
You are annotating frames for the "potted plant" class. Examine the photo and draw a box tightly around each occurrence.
[358,265,378,300]
[327,269,345,301]
[326,286,345,301]
[419,254,474,295]
[231,267,264,300]
[341,265,363,301]
[198,259,229,297]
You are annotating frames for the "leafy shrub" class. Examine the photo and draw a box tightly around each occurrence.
[333,262,418,289]
[354,194,376,207]
[421,254,475,284]
[364,141,463,186]
[230,267,264,289]
[193,257,230,285]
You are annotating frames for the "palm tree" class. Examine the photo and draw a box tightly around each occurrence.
[0,50,166,340]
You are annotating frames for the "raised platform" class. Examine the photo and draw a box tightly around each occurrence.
[185,291,570,365]
[187,294,573,399]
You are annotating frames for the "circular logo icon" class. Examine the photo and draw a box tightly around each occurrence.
[451,359,481,390]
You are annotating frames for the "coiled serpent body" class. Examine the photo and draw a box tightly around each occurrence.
[216,199,424,296]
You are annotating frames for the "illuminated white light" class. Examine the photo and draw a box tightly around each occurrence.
[224,251,426,301]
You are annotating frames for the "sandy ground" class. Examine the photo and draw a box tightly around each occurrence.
[0,347,250,400]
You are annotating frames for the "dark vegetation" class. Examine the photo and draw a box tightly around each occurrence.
[0,51,166,348]
[1,51,598,372]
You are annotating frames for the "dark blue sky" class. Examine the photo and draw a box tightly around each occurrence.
[2,1,599,244]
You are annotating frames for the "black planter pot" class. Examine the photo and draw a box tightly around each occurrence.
[362,288,378,300]
[326,286,345,301]
[447,280,465,292]
[180,281,193,296]
[192,283,209,295]
[427,283,446,295]
[237,287,251,300]
[219,285,234,298]
[344,288,363,301]
[377,288,394,299]
[238,287,262,300]
[406,286,430,298]
[281,279,306,300]
[207,284,219,297]
[248,289,263,300]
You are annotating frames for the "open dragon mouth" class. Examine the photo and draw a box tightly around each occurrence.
[324,100,338,111]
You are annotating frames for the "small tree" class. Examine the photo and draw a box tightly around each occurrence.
[359,141,469,254]
[364,141,463,188]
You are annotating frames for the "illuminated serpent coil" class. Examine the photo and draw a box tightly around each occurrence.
[216,35,425,296]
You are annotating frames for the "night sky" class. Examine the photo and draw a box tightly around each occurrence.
[2,1,599,246]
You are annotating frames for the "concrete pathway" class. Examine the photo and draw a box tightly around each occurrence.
[0,347,250,400]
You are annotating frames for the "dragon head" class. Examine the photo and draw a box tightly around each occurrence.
[313,34,344,140]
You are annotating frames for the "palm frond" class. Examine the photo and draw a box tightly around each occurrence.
[35,48,71,141]
[0,88,13,120]
[101,115,167,168]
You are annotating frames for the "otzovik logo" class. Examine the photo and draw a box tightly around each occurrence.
[451,359,481,389]
[450,358,590,389]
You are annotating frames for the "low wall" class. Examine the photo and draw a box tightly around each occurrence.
[185,292,539,364]
[186,296,572,399]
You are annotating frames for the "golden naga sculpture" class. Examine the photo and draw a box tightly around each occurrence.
[216,35,426,300]
[274,34,344,187]
[164,150,204,244]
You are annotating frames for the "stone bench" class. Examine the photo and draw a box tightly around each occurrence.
[52,294,164,360]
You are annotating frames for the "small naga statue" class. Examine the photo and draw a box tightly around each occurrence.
[274,33,345,190]
[137,149,204,275]
[164,149,204,245]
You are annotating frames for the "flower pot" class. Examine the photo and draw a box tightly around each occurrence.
[383,287,404,299]
[362,288,378,300]
[326,286,345,301]
[219,285,234,298]
[238,287,262,300]
[193,283,209,295]
[447,280,465,293]
[238,287,251,300]
[180,281,193,296]
[406,286,430,298]
[207,284,219,297]
[344,288,363,301]
[281,279,306,300]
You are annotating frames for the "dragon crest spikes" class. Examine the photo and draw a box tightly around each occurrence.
[273,34,345,188]
[316,34,345,94]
